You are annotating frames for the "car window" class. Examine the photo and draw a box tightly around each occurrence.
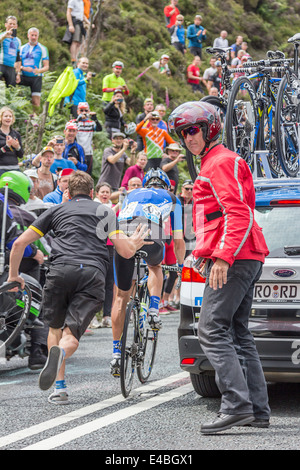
[255,206,300,257]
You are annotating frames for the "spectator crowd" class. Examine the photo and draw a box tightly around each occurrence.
[0,0,254,331]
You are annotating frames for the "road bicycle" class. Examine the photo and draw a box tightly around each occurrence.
[120,252,180,398]
[186,46,232,181]
[275,33,300,177]
[225,61,287,176]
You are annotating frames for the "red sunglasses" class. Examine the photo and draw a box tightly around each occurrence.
[181,125,202,139]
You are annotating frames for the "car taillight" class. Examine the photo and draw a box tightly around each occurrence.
[181,358,196,365]
[270,200,300,206]
[181,266,206,283]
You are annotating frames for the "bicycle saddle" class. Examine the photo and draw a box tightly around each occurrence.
[288,33,300,43]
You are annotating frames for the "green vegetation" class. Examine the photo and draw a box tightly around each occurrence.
[1,0,300,183]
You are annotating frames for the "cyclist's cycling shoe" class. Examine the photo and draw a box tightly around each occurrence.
[148,310,162,330]
[110,355,121,377]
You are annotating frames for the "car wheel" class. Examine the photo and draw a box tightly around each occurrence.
[190,372,221,398]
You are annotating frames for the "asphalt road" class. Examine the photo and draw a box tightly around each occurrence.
[1,311,300,453]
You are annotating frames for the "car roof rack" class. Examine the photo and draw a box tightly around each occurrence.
[253,151,300,190]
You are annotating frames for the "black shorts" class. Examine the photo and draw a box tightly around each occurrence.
[114,241,165,291]
[0,64,16,87]
[42,264,105,340]
[20,75,42,96]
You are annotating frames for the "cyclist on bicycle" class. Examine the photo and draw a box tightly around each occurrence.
[110,168,186,376]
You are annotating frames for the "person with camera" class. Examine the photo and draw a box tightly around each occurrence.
[61,121,87,172]
[104,89,127,140]
[160,142,185,193]
[0,15,21,87]
[97,132,134,193]
[65,57,93,118]
[74,102,102,175]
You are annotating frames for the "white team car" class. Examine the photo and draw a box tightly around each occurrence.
[179,179,300,397]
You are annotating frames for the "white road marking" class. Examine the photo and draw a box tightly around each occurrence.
[0,372,190,448]
[23,383,193,450]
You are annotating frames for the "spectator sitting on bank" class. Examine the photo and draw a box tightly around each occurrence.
[152,55,171,76]
[120,150,147,190]
[187,56,205,93]
[102,60,129,102]
[169,14,186,55]
[97,132,134,193]
[43,168,74,204]
[64,57,93,118]
[160,142,184,193]
[0,15,21,88]
[104,89,127,139]
[0,106,23,176]
[187,14,206,59]
[75,102,102,175]
[213,30,229,49]
[62,121,87,172]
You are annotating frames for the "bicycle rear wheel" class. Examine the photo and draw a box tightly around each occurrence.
[137,285,158,383]
[275,75,300,177]
[226,76,258,169]
[120,299,139,398]
[0,282,31,356]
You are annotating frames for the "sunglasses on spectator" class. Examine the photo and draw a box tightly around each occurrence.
[151,118,160,121]
[183,187,193,191]
[181,125,202,139]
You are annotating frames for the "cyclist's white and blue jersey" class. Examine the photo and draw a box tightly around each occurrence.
[20,42,49,77]
[118,187,183,241]
[0,35,21,67]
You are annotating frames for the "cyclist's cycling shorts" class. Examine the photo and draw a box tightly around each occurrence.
[114,240,165,291]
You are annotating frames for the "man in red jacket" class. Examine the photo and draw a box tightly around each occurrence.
[164,0,180,30]
[168,101,270,434]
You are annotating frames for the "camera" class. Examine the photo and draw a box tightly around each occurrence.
[91,72,96,77]
[128,139,134,149]
[12,29,17,37]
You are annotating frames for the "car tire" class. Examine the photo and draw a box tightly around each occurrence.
[190,372,221,398]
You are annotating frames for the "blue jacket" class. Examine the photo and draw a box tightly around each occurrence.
[64,67,87,106]
[62,141,87,172]
[187,24,206,48]
[43,186,63,204]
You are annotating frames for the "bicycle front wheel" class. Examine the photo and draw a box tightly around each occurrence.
[0,282,32,356]
[275,75,300,177]
[226,76,259,169]
[120,299,139,398]
[136,285,158,383]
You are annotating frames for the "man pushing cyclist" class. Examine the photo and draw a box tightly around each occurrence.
[110,168,186,376]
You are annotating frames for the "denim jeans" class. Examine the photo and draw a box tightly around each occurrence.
[198,259,270,419]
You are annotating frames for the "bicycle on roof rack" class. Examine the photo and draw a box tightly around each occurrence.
[274,33,300,177]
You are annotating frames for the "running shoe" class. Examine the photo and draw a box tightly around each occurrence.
[48,389,69,405]
[38,345,64,391]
